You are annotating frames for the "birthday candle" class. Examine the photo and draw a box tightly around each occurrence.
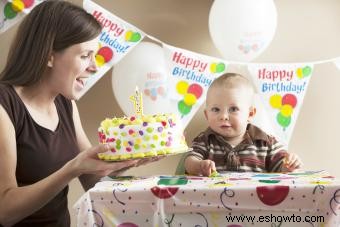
[130,86,143,116]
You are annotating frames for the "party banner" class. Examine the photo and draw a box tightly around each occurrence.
[163,43,227,128]
[0,0,44,34]
[248,64,314,145]
[80,0,145,97]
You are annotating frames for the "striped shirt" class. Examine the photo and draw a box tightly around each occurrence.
[186,124,288,172]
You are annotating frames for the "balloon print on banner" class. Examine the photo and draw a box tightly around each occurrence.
[80,0,145,97]
[248,64,314,146]
[209,0,277,62]
[163,43,227,128]
[112,42,171,115]
[0,0,43,34]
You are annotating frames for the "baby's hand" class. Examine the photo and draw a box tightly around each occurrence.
[200,160,216,177]
[282,153,303,172]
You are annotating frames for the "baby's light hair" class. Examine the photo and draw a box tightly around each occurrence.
[210,73,254,91]
[206,73,255,105]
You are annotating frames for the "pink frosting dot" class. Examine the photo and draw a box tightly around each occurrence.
[128,129,134,135]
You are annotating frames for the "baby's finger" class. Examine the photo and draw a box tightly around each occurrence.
[292,159,303,169]
[210,161,216,172]
[284,155,292,165]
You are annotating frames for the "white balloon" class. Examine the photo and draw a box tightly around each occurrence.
[209,0,277,62]
[112,42,172,116]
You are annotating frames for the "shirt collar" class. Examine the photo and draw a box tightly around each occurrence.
[203,124,270,145]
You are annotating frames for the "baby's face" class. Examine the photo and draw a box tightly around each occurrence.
[205,86,253,145]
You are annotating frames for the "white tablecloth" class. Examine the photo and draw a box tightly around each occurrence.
[74,170,340,227]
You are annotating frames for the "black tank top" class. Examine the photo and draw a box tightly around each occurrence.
[0,84,80,227]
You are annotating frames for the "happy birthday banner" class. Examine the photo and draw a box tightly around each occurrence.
[0,0,44,33]
[247,64,314,145]
[163,43,227,128]
[79,0,145,97]
[2,0,340,146]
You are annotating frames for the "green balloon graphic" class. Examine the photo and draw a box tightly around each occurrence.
[178,100,191,116]
[302,66,312,77]
[130,32,141,42]
[277,112,291,128]
[158,177,188,186]
[4,3,17,19]
[216,63,225,73]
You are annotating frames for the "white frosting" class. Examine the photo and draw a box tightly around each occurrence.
[98,114,188,160]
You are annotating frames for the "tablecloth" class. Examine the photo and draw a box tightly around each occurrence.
[74,170,340,227]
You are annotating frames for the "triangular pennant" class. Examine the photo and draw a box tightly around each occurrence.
[80,0,145,97]
[0,0,44,34]
[248,63,314,145]
[163,43,228,128]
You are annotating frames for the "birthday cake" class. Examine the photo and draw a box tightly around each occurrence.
[97,114,188,161]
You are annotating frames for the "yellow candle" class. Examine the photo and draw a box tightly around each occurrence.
[129,86,143,116]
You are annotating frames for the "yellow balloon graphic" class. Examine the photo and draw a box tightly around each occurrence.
[125,31,132,41]
[12,0,24,12]
[176,81,189,95]
[280,104,293,117]
[183,93,197,106]
[296,68,303,79]
[269,94,282,109]
[210,63,217,73]
[95,55,105,67]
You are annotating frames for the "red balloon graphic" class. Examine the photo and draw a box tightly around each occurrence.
[151,186,178,199]
[256,185,289,206]
[97,46,113,62]
[187,83,203,99]
[282,93,297,108]
[22,0,34,8]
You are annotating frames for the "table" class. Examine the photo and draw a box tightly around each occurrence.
[74,170,340,227]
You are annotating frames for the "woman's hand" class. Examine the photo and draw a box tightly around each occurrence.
[68,143,138,177]
[134,156,165,167]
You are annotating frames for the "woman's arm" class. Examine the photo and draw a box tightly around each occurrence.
[72,101,138,191]
[0,102,136,226]
[0,105,76,226]
[72,101,101,190]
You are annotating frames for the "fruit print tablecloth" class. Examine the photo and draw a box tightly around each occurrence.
[74,170,340,227]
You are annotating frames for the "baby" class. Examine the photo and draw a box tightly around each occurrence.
[184,73,302,176]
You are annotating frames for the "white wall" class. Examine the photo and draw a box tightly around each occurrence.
[1,1,340,226]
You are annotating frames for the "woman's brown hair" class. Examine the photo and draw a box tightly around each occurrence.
[0,0,102,86]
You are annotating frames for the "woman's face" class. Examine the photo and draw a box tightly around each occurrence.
[47,38,98,100]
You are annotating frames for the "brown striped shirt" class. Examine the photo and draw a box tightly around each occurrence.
[186,124,288,172]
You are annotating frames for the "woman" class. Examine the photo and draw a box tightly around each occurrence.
[0,1,141,226]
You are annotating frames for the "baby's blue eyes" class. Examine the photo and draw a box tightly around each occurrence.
[229,106,239,112]
[211,107,220,112]
[210,106,239,113]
